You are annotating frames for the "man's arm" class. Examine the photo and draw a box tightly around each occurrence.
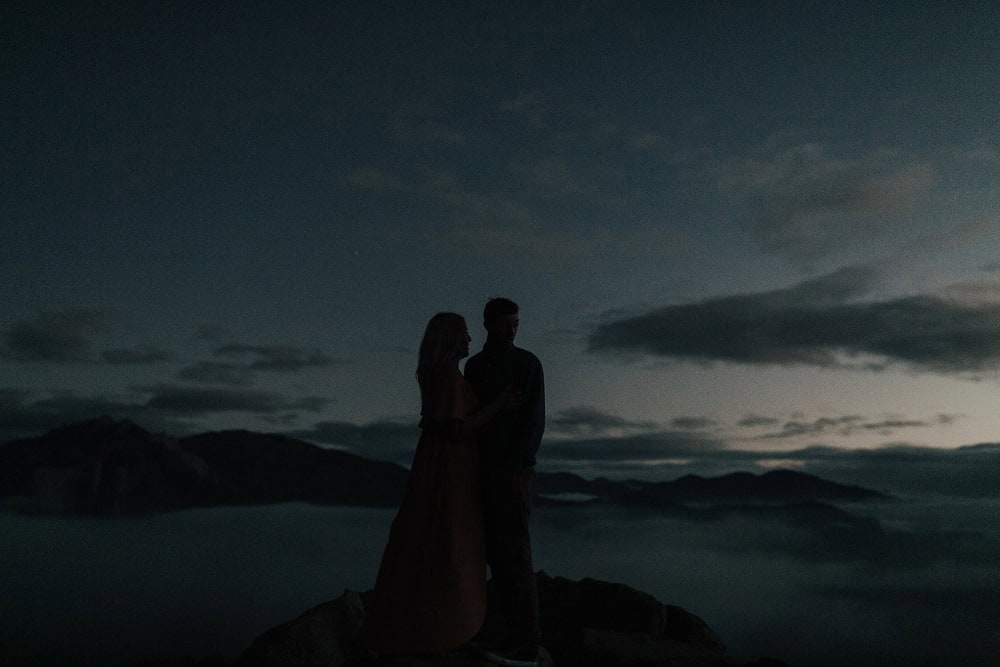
[518,356,545,465]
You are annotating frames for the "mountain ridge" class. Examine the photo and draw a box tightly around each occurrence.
[0,417,885,517]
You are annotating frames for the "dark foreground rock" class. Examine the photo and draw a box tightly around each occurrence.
[232,572,785,667]
[533,572,726,666]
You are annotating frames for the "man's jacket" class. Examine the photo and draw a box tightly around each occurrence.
[464,343,545,467]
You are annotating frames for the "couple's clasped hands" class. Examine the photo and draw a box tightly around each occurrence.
[496,387,523,411]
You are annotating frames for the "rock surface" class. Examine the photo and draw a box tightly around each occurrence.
[230,573,785,667]
[534,572,728,666]
[237,590,367,667]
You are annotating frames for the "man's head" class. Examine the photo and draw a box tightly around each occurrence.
[483,297,519,348]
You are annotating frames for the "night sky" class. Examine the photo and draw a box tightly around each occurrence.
[4,1,1000,488]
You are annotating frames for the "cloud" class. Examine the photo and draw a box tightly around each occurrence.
[719,144,934,261]
[3,310,170,367]
[176,361,255,386]
[101,346,173,365]
[735,410,958,440]
[738,415,782,428]
[531,404,977,491]
[291,413,723,469]
[859,418,935,432]
[757,415,865,440]
[279,408,972,492]
[2,309,105,362]
[0,381,336,444]
[212,344,340,372]
[549,407,658,436]
[541,430,726,466]
[5,387,993,499]
[939,280,1000,307]
[787,443,1000,498]
[0,389,192,443]
[959,142,1000,164]
[0,390,60,441]
[177,344,342,385]
[668,416,716,430]
[538,424,1000,498]
[143,384,330,415]
[588,267,1000,375]
[294,410,720,468]
[753,414,960,440]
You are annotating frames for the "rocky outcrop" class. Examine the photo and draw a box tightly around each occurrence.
[237,590,367,667]
[230,573,785,667]
[534,572,728,666]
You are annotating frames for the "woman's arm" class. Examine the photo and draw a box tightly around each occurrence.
[453,389,520,438]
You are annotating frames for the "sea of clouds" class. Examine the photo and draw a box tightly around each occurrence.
[2,494,998,666]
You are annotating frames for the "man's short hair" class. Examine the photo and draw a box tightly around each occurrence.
[483,297,519,323]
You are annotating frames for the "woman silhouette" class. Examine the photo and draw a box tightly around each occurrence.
[357,312,517,657]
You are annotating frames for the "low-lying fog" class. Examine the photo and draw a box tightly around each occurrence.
[2,496,997,666]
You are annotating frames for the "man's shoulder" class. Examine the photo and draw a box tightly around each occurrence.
[465,346,541,369]
[513,346,542,366]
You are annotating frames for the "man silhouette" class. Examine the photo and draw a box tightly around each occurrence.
[464,297,544,666]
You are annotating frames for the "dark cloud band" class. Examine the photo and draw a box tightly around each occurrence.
[143,384,329,415]
[212,344,340,372]
[2,309,105,362]
[549,407,658,436]
[589,269,1000,374]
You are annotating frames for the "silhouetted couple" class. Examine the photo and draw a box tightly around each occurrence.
[357,298,545,667]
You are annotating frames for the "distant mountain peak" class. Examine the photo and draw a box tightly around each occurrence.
[1,418,886,518]
[0,418,409,516]
[536,467,887,509]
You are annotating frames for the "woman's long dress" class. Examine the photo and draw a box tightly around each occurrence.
[357,366,487,656]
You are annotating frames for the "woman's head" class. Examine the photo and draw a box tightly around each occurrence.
[417,312,470,385]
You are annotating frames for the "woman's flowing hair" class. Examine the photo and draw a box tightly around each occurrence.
[416,312,467,393]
